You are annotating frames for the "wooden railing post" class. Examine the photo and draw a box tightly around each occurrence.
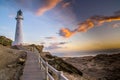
[45,62,49,80]
[36,50,68,80]
[39,55,42,70]
[38,55,40,66]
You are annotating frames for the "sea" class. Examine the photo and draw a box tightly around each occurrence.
[52,48,120,57]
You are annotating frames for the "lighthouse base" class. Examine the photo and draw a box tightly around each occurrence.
[12,41,23,46]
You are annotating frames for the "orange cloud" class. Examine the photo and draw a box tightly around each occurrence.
[36,0,61,15]
[59,28,76,38]
[59,15,120,38]
[77,19,94,32]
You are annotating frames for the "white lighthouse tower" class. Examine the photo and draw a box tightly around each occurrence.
[12,10,23,46]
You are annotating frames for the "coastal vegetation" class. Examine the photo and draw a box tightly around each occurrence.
[0,36,12,46]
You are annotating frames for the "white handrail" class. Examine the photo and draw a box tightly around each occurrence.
[60,72,68,80]
[38,53,68,80]
[47,62,59,75]
[47,73,54,80]
[17,46,68,80]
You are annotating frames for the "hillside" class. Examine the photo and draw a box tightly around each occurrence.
[0,44,26,80]
[64,53,120,80]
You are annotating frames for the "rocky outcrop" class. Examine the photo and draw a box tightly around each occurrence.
[64,53,120,80]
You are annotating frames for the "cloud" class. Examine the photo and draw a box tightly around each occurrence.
[62,2,71,8]
[45,42,68,50]
[36,0,61,15]
[1,0,61,16]
[59,42,68,44]
[114,10,120,16]
[44,37,57,39]
[40,42,46,45]
[59,14,120,38]
[59,28,76,38]
[112,23,120,28]
[46,44,61,50]
[8,14,15,18]
[50,42,68,46]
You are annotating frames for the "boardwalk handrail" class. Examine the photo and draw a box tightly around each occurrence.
[17,46,68,80]
[38,53,68,80]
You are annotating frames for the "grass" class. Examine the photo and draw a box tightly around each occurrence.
[0,36,12,46]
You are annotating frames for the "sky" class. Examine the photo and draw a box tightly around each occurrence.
[0,0,120,57]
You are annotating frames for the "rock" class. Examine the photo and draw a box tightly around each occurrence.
[7,64,16,68]
[19,58,25,62]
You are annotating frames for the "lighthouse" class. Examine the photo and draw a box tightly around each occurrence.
[12,10,23,46]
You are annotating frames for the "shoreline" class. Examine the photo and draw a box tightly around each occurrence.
[62,53,120,80]
[51,48,120,57]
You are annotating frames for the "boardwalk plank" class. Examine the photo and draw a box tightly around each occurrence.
[21,51,45,80]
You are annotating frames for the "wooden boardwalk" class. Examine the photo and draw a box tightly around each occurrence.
[21,51,45,80]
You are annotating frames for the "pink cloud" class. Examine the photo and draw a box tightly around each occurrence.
[112,23,120,28]
[62,2,71,8]
[36,0,61,15]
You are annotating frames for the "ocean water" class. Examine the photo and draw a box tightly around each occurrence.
[52,49,120,57]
